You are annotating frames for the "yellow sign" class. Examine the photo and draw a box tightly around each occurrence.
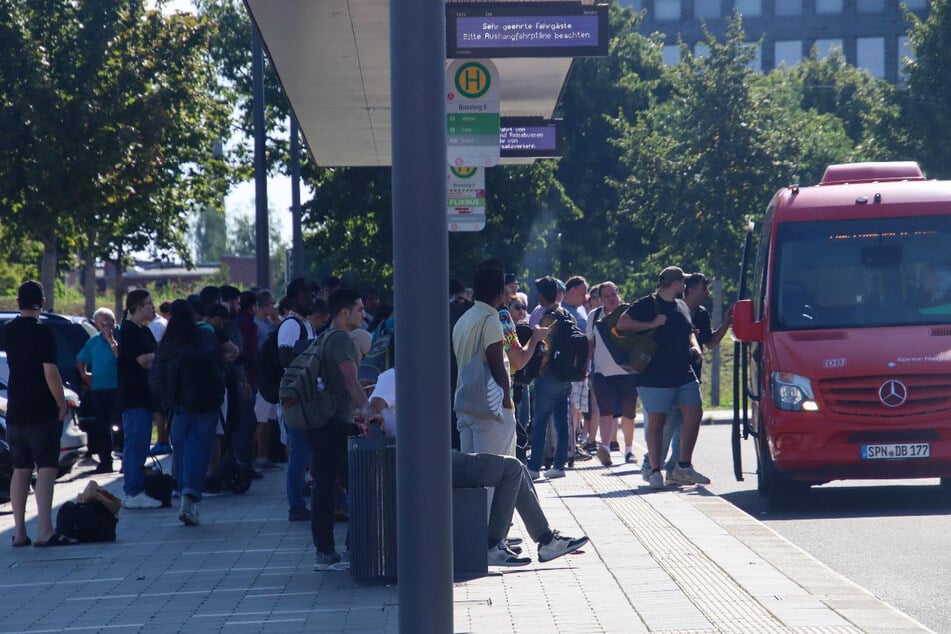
[454,62,491,99]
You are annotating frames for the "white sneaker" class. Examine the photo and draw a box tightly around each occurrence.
[649,471,665,489]
[537,531,589,563]
[545,468,565,479]
[123,492,162,509]
[669,464,711,486]
[179,495,200,526]
[487,541,531,567]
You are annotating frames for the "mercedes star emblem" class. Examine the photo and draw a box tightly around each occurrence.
[878,379,908,408]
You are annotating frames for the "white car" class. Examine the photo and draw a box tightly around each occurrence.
[0,352,87,477]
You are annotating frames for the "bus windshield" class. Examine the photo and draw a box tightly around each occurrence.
[772,215,951,330]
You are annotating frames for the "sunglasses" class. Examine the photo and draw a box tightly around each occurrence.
[510,304,527,311]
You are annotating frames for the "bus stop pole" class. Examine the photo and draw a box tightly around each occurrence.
[390,1,453,632]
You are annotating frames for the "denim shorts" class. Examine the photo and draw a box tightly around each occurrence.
[637,381,702,414]
[7,416,61,469]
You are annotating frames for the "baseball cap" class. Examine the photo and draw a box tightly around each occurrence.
[17,280,43,311]
[286,277,314,298]
[658,266,686,286]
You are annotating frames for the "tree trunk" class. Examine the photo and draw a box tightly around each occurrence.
[113,255,124,319]
[40,236,58,312]
[82,247,96,319]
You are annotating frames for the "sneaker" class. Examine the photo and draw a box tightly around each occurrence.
[664,473,680,487]
[289,506,310,522]
[546,468,565,479]
[596,445,612,467]
[203,477,223,497]
[573,445,593,461]
[92,463,114,474]
[582,440,597,453]
[537,531,589,563]
[649,470,665,489]
[641,462,652,482]
[314,550,347,571]
[149,442,172,456]
[487,541,531,567]
[504,537,523,547]
[669,464,711,486]
[624,452,635,464]
[179,495,200,526]
[123,492,162,509]
[527,469,540,480]
[254,458,283,471]
[609,441,620,452]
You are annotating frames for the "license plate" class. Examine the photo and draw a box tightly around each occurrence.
[861,443,930,460]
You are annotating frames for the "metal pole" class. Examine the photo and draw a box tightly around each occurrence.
[252,25,270,288]
[390,0,452,632]
[290,115,304,279]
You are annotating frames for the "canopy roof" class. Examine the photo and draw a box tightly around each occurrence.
[244,0,581,166]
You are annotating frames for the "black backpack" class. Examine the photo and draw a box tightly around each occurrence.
[544,309,590,382]
[259,316,306,404]
[175,330,226,413]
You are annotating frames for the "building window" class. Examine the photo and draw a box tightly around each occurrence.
[746,42,762,71]
[813,39,843,59]
[856,0,884,12]
[904,0,928,9]
[735,0,763,15]
[620,0,644,10]
[856,37,885,78]
[898,35,915,80]
[695,1,721,18]
[694,42,710,58]
[775,40,803,67]
[774,1,803,16]
[815,0,843,13]
[662,44,680,66]
[654,0,681,20]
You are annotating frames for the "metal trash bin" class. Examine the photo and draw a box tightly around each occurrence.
[348,434,397,584]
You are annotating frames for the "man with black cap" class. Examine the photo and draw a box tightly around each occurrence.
[4,281,73,547]
[617,266,710,489]
[525,276,575,480]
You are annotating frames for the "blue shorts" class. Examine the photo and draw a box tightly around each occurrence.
[637,381,702,414]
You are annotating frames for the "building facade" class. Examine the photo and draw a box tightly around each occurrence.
[623,0,931,83]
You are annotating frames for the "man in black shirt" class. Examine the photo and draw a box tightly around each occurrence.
[4,281,71,547]
[617,267,709,489]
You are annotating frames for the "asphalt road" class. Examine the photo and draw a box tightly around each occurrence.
[685,418,951,633]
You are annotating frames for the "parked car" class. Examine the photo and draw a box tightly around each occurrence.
[0,353,87,479]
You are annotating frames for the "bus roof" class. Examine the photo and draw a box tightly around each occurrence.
[772,172,951,223]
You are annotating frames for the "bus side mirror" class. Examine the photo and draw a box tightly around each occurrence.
[732,299,763,342]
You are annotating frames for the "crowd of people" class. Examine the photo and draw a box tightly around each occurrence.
[5,260,731,570]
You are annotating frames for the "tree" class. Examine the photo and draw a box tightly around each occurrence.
[904,0,951,178]
[555,4,669,282]
[0,1,229,311]
[195,205,229,263]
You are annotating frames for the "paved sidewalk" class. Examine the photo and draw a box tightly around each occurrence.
[0,451,931,633]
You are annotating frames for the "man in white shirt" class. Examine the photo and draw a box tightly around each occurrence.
[364,366,589,567]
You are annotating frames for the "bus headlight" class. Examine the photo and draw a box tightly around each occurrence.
[771,372,819,412]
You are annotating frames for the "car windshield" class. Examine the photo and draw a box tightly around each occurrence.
[772,215,951,330]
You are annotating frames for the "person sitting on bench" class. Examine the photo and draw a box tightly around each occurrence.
[363,367,589,567]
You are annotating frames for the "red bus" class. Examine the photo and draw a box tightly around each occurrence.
[731,162,951,508]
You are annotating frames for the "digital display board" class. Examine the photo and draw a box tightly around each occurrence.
[447,2,609,59]
[500,118,562,158]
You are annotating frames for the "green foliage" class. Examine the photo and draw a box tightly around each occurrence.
[195,205,228,263]
[904,0,951,178]
[0,0,230,305]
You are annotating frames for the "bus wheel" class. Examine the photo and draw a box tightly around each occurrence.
[759,432,806,510]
